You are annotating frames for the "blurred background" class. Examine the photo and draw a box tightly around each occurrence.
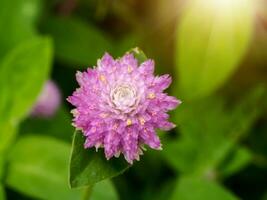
[0,0,267,199]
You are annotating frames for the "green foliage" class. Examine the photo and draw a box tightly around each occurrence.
[0,185,5,200]
[164,86,267,177]
[127,47,148,64]
[0,37,53,123]
[176,0,254,100]
[90,180,119,200]
[0,122,17,154]
[0,0,266,199]
[0,0,41,58]
[171,177,238,200]
[42,16,112,67]
[69,131,129,188]
[20,107,74,142]
[113,35,140,58]
[0,158,3,180]
[219,146,252,179]
[6,135,82,200]
[0,37,53,154]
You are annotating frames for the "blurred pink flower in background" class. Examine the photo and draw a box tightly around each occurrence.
[31,80,61,118]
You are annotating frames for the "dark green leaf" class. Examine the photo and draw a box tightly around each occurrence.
[164,86,267,176]
[218,146,252,179]
[0,184,5,200]
[171,177,238,200]
[20,107,74,142]
[6,135,82,200]
[113,35,139,57]
[69,131,129,188]
[176,0,254,100]
[42,16,112,67]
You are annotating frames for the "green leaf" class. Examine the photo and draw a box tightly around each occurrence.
[69,131,129,188]
[0,122,17,154]
[20,107,74,142]
[127,47,148,64]
[90,180,119,200]
[262,192,267,200]
[164,86,267,177]
[0,0,41,58]
[0,184,5,200]
[176,0,254,100]
[42,16,112,67]
[0,122,17,177]
[0,37,53,126]
[113,35,139,57]
[0,157,3,180]
[6,135,82,200]
[0,37,52,154]
[171,177,238,200]
[218,146,252,179]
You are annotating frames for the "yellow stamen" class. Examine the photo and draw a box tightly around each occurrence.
[127,66,133,73]
[139,117,145,125]
[100,113,108,118]
[99,75,106,82]
[148,93,156,99]
[126,119,132,126]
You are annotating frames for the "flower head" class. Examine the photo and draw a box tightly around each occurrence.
[31,80,61,118]
[67,53,181,164]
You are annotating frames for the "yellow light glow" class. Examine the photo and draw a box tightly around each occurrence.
[196,0,255,19]
[211,0,238,8]
[198,0,253,15]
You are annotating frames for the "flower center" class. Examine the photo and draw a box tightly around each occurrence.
[111,84,137,112]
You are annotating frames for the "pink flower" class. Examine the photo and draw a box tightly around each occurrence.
[31,80,61,118]
[67,53,181,164]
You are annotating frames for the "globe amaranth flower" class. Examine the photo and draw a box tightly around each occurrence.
[67,53,181,164]
[31,80,61,118]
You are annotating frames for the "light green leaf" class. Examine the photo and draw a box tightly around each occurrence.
[218,147,252,179]
[0,37,52,154]
[42,16,112,67]
[0,122,17,154]
[171,177,238,200]
[0,122,17,180]
[176,0,254,100]
[6,135,82,200]
[0,37,53,125]
[127,47,148,64]
[69,131,129,188]
[0,157,3,180]
[90,180,119,200]
[0,184,5,200]
[0,0,42,57]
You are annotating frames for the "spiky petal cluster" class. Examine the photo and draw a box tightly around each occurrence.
[31,80,61,118]
[67,53,181,164]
